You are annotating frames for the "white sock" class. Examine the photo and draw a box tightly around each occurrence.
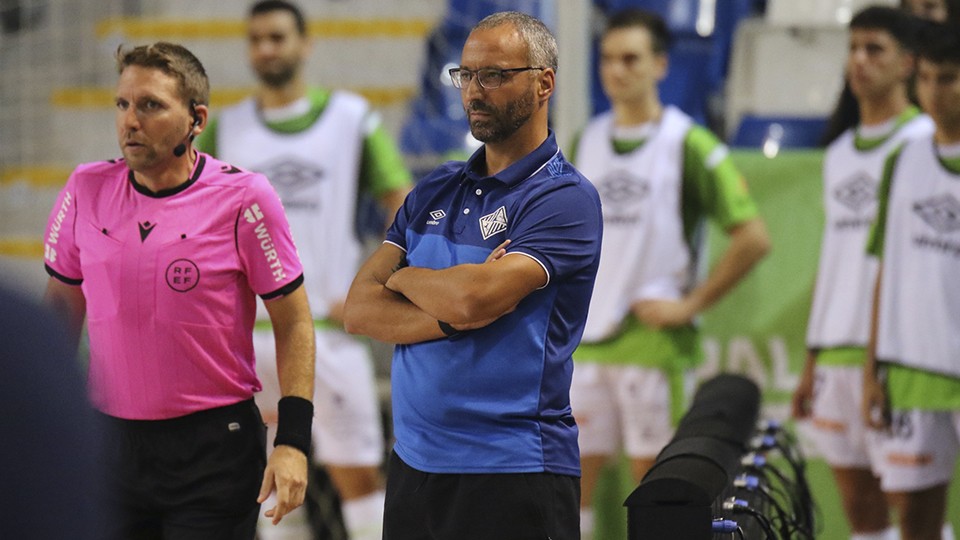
[943,523,955,540]
[342,490,385,540]
[580,507,595,540]
[851,527,898,540]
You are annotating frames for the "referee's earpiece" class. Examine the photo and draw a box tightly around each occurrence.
[173,100,201,158]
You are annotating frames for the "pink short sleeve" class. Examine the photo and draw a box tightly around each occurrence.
[43,171,82,283]
[236,174,304,298]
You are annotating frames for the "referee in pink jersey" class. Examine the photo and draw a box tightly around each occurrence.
[42,42,316,539]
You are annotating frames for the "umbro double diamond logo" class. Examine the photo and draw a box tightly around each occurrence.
[427,209,446,226]
[834,173,876,212]
[914,194,960,234]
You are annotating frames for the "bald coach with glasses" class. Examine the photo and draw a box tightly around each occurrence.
[343,11,602,540]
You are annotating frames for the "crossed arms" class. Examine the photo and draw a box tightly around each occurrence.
[343,240,545,344]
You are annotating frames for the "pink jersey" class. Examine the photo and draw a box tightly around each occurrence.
[43,153,304,419]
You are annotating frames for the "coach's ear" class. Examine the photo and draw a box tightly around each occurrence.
[537,67,555,102]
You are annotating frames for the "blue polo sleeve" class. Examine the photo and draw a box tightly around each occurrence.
[507,178,603,284]
[385,181,415,251]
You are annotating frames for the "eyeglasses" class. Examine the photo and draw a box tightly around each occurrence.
[448,66,546,89]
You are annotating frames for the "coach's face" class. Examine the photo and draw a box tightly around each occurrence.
[115,66,195,174]
[248,10,310,88]
[459,24,541,144]
[846,28,913,101]
[599,26,667,106]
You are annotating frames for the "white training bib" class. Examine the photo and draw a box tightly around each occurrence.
[806,115,933,349]
[877,137,960,378]
[217,92,369,320]
[575,106,693,342]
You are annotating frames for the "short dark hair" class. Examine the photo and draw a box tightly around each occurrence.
[604,8,672,54]
[115,42,210,106]
[916,20,960,64]
[850,6,920,51]
[250,0,307,35]
[474,11,559,72]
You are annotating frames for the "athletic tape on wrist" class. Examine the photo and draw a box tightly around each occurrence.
[274,396,313,457]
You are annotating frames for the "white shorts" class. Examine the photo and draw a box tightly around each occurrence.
[570,363,689,459]
[801,365,882,469]
[871,409,960,493]
[254,326,385,466]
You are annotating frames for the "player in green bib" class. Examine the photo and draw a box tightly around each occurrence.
[864,22,960,540]
[566,9,770,537]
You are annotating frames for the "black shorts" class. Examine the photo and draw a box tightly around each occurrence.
[383,450,580,540]
[100,399,267,540]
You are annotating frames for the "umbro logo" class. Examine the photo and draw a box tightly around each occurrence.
[479,206,508,240]
[138,221,157,242]
[913,194,960,234]
[834,173,876,212]
[597,171,650,206]
[426,209,446,226]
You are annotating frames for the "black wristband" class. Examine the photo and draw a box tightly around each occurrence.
[274,396,313,457]
[438,320,460,337]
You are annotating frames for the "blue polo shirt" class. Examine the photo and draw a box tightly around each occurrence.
[384,132,602,475]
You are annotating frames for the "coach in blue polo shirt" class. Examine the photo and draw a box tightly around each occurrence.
[344,10,602,540]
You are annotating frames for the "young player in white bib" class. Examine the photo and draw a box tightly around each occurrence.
[196,2,411,539]
[567,10,771,538]
[792,8,934,540]
[863,21,960,540]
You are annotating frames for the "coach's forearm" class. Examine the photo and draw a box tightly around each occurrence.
[343,278,447,344]
[343,245,448,343]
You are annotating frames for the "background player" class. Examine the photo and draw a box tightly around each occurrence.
[196,2,412,538]
[566,9,770,537]
[793,8,933,540]
[864,21,960,540]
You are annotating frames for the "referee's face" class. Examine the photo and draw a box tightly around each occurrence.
[115,66,193,173]
[248,10,310,89]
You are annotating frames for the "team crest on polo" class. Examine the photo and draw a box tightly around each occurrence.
[479,206,508,240]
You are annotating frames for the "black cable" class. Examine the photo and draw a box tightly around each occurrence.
[734,506,778,539]
[738,474,792,539]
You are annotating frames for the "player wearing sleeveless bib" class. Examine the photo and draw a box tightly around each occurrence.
[863,22,960,540]
[792,8,935,540]
[566,10,770,537]
[195,3,411,539]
